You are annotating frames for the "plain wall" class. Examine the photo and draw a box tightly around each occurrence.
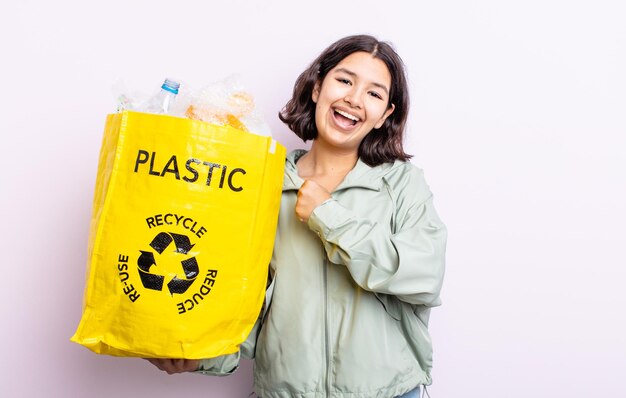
[1,1,625,397]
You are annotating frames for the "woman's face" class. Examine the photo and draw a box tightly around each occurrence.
[312,51,395,154]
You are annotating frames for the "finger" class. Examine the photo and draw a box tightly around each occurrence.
[162,359,178,374]
[146,358,165,372]
[173,359,188,372]
[297,183,307,197]
[299,179,315,194]
[185,360,200,372]
[294,202,306,222]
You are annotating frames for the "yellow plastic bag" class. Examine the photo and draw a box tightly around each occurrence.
[71,111,285,359]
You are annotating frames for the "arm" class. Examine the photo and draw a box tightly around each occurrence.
[307,167,447,306]
[147,275,272,376]
[195,312,263,375]
[145,313,262,376]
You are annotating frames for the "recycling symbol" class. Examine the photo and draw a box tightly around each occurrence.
[137,232,199,295]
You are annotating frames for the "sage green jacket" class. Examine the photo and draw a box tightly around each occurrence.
[199,150,447,398]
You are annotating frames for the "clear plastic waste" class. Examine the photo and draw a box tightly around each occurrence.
[141,79,181,115]
[112,76,271,136]
[183,75,271,136]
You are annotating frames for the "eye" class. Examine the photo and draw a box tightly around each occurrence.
[368,91,383,100]
[336,78,352,85]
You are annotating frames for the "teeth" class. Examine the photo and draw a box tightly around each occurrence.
[335,109,360,122]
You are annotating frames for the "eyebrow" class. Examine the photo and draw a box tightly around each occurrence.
[334,67,390,95]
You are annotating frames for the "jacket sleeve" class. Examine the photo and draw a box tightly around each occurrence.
[307,166,447,307]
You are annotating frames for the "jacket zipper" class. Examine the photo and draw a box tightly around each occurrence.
[323,252,331,397]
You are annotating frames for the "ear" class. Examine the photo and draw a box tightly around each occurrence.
[312,80,321,103]
[375,103,395,129]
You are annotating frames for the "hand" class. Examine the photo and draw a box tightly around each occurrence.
[145,358,200,374]
[296,180,331,223]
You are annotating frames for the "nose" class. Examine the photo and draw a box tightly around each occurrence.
[344,88,363,109]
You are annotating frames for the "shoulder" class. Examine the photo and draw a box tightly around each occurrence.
[380,160,431,203]
[382,160,425,180]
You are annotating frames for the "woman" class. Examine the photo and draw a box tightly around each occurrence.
[149,34,447,398]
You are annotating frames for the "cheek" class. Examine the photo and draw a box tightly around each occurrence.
[369,104,389,121]
[321,82,346,100]
[315,101,324,118]
[314,104,325,128]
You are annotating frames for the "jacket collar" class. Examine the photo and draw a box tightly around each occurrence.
[283,149,388,192]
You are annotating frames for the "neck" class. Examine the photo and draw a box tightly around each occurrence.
[298,141,358,178]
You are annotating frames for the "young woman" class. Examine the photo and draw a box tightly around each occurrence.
[148,34,447,398]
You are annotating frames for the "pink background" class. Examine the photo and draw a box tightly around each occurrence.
[2,1,625,397]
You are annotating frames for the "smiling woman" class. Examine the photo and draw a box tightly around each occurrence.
[147,34,447,398]
[281,34,412,167]
[310,52,396,156]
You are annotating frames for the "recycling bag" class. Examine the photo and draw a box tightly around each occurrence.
[71,111,286,359]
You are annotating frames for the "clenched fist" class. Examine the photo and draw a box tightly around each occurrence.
[295,180,331,223]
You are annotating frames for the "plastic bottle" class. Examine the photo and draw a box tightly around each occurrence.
[142,78,181,115]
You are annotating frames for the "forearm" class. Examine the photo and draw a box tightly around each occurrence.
[308,197,447,306]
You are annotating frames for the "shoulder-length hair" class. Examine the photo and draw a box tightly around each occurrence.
[279,34,412,166]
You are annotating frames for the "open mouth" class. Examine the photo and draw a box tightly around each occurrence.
[333,109,360,128]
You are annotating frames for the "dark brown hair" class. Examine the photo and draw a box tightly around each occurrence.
[279,34,412,166]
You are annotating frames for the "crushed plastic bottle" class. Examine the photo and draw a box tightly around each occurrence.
[141,78,181,115]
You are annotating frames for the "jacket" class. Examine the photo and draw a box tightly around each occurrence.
[199,149,447,398]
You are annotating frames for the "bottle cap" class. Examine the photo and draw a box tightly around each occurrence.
[161,79,181,94]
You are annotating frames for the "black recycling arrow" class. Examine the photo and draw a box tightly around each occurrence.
[167,257,199,295]
[137,232,200,295]
[170,233,195,254]
[137,251,156,272]
[138,251,164,291]
[181,257,199,279]
[167,277,193,295]
[150,232,173,254]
